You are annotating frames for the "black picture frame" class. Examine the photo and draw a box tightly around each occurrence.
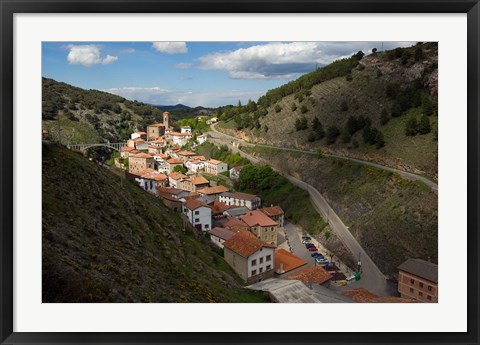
[1,1,479,344]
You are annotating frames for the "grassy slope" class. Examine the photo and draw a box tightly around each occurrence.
[244,146,437,276]
[42,143,270,303]
[218,44,438,179]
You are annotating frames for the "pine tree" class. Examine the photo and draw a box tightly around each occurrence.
[405,117,418,136]
[418,115,431,134]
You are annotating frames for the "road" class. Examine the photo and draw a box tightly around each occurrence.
[206,129,391,296]
[208,123,438,193]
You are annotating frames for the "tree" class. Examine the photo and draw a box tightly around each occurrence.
[173,165,188,174]
[346,74,353,82]
[372,48,378,54]
[346,116,358,135]
[418,115,431,134]
[374,130,385,148]
[246,99,257,112]
[422,96,434,116]
[300,105,309,114]
[415,47,423,62]
[307,132,316,142]
[353,51,365,60]
[325,126,340,145]
[274,104,282,113]
[312,117,325,140]
[341,130,352,143]
[380,108,390,125]
[291,103,297,112]
[405,117,418,136]
[295,116,308,131]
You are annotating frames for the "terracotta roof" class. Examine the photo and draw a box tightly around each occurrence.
[189,159,202,165]
[211,201,235,214]
[156,187,184,195]
[191,155,206,161]
[286,266,332,286]
[134,131,147,135]
[141,171,168,181]
[167,158,183,164]
[170,132,191,137]
[169,172,188,180]
[342,289,416,303]
[241,210,277,227]
[197,185,229,195]
[148,123,165,127]
[398,259,438,283]
[131,153,153,159]
[163,111,170,115]
[209,227,236,241]
[274,249,308,274]
[184,199,210,211]
[120,146,134,152]
[139,168,155,175]
[154,153,168,159]
[206,159,223,165]
[177,150,196,156]
[223,231,274,258]
[149,145,162,149]
[224,217,249,228]
[129,149,140,155]
[133,138,145,142]
[261,205,284,217]
[182,193,202,202]
[187,176,209,185]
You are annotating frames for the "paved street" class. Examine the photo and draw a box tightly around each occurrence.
[207,127,391,296]
[283,222,315,267]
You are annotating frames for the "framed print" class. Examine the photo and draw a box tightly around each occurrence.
[1,0,479,344]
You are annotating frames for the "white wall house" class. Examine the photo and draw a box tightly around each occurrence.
[183,199,212,232]
[185,159,205,173]
[169,132,192,147]
[219,192,261,210]
[181,126,192,134]
[204,159,228,175]
[197,134,208,144]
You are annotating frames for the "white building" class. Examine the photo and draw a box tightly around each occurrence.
[204,159,228,175]
[183,199,212,232]
[135,170,168,194]
[168,172,188,188]
[169,132,192,147]
[218,192,261,210]
[197,134,208,144]
[181,126,192,134]
[229,166,242,179]
[185,159,205,173]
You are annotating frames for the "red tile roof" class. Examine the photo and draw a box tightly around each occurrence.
[223,231,274,258]
[343,288,416,303]
[177,150,196,156]
[209,227,237,241]
[141,171,168,181]
[211,201,235,214]
[232,192,258,201]
[274,249,308,274]
[131,153,153,159]
[167,158,183,164]
[168,172,188,180]
[286,266,332,285]
[207,159,223,165]
[187,176,209,185]
[224,217,249,228]
[241,210,277,227]
[184,199,210,211]
[120,146,134,152]
[261,205,284,217]
[148,123,165,127]
[197,185,229,195]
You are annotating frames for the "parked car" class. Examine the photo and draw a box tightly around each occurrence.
[308,247,318,252]
[305,243,315,248]
[302,240,311,244]
[316,258,328,263]
[302,236,312,241]
[311,252,324,258]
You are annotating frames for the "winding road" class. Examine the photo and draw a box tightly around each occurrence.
[206,125,392,296]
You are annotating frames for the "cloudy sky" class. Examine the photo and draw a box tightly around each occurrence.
[42,41,415,107]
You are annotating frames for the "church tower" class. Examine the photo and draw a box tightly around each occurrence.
[163,112,170,129]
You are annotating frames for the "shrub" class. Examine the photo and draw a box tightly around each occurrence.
[300,105,308,114]
[274,104,282,113]
[405,117,418,136]
[418,115,431,134]
[291,103,297,112]
[340,100,348,112]
[326,126,340,145]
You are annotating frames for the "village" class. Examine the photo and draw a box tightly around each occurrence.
[106,110,439,303]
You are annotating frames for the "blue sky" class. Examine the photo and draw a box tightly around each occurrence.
[42,41,416,107]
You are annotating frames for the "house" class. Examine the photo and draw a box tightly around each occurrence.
[166,158,184,174]
[209,227,237,249]
[197,185,229,197]
[120,146,135,159]
[169,132,192,146]
[240,210,278,246]
[180,126,191,134]
[229,166,242,179]
[397,258,438,302]
[218,192,261,210]
[168,172,188,188]
[260,205,285,228]
[136,169,168,193]
[206,117,218,125]
[176,150,197,163]
[179,176,210,192]
[127,138,148,150]
[130,131,147,140]
[285,266,333,286]
[197,134,208,144]
[274,249,308,275]
[223,206,250,218]
[182,199,212,232]
[185,159,205,173]
[148,145,164,155]
[223,230,275,284]
[147,123,165,140]
[344,288,415,303]
[156,187,188,212]
[204,159,228,175]
[223,216,249,229]
[210,201,234,220]
[128,153,154,175]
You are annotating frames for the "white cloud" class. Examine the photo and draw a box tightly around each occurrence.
[175,62,192,69]
[198,41,416,79]
[105,86,263,107]
[118,48,135,54]
[152,42,188,54]
[66,45,118,67]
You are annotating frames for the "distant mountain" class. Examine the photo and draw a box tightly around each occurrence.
[154,104,192,111]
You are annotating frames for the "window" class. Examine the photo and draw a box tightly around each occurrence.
[195,218,199,222]
[266,255,272,262]
[195,211,199,215]
[259,257,263,264]
[409,288,414,293]
[266,265,271,270]
[419,282,424,288]
[259,267,263,273]
[251,259,257,266]
[204,224,209,229]
[410,278,415,284]
[251,270,256,276]
[427,295,432,301]
[428,285,432,291]
[419,291,423,297]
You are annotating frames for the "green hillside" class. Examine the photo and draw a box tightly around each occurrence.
[42,78,164,144]
[243,146,437,276]
[217,43,438,180]
[42,143,270,303]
